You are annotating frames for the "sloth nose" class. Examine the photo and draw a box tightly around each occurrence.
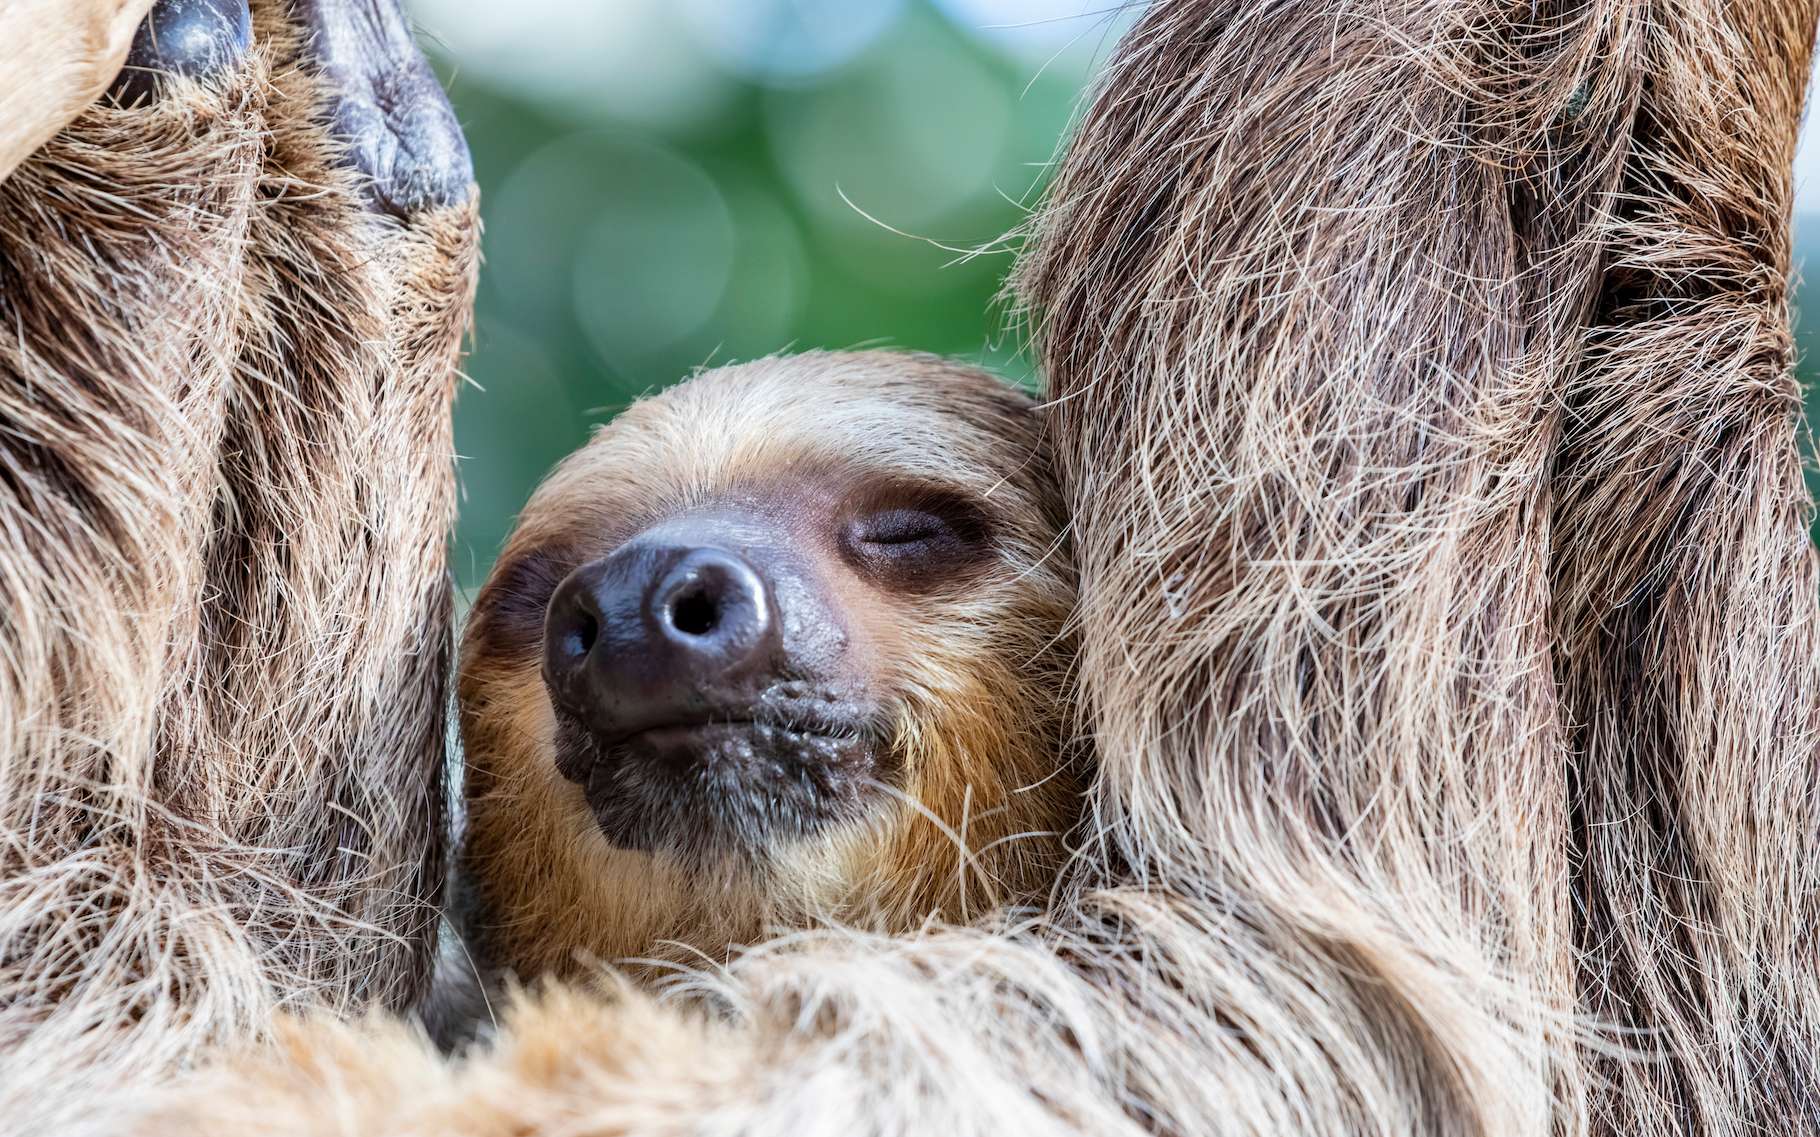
[543,545,779,741]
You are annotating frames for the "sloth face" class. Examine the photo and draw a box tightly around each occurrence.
[459,352,1081,973]
[538,476,996,860]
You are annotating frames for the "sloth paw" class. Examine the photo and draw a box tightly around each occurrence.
[295,0,474,218]
[110,0,253,105]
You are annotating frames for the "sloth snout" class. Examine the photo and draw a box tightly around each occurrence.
[543,541,781,745]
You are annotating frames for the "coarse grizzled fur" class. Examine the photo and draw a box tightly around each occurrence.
[1017,0,1820,1130]
[60,0,1820,1134]
[1550,0,1820,1129]
[0,2,478,1131]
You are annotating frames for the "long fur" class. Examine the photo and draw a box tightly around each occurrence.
[32,0,1820,1133]
[166,5,477,1012]
[1011,0,1652,1128]
[1550,0,1820,1128]
[0,57,268,1130]
[0,3,478,1130]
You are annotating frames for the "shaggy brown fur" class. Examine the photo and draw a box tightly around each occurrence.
[1010,1,1632,1127]
[457,351,1081,979]
[64,0,1820,1133]
[167,5,477,1011]
[1550,1,1820,1129]
[0,3,477,1130]
[0,53,267,1130]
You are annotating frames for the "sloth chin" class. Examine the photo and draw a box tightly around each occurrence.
[550,708,891,865]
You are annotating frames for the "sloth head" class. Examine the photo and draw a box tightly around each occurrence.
[458,351,1082,976]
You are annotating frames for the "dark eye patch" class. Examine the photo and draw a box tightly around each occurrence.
[840,485,993,588]
[471,545,581,656]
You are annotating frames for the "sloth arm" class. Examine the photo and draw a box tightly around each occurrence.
[139,932,1151,1137]
[0,0,154,182]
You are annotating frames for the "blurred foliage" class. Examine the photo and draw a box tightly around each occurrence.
[434,0,1820,590]
[436,2,1091,588]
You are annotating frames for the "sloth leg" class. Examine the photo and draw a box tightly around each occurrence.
[159,0,477,1015]
[0,7,267,1126]
[1006,0,1656,1130]
[0,0,473,1121]
[1550,1,1820,1129]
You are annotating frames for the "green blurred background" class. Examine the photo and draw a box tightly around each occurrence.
[414,0,1820,591]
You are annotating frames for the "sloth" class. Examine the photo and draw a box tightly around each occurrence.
[453,350,1084,982]
[21,0,1819,1131]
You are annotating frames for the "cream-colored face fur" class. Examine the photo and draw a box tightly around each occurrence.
[458,351,1080,977]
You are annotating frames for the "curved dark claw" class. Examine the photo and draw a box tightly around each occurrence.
[294,0,474,218]
[109,0,252,106]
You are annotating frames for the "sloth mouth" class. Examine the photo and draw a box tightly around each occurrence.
[625,719,852,753]
[610,715,855,750]
[551,706,891,862]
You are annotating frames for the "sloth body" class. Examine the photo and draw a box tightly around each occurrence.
[457,351,1082,978]
[13,0,1819,1131]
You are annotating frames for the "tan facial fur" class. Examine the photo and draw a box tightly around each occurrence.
[458,351,1081,978]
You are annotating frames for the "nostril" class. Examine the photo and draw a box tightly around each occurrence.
[669,588,719,637]
[543,561,614,713]
[653,550,773,660]
[566,610,600,657]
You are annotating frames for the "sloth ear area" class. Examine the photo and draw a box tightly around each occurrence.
[109,0,252,106]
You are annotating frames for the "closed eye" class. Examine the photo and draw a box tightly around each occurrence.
[853,509,949,548]
[839,489,994,588]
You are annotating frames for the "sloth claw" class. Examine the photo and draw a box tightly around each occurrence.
[295,0,474,218]
[110,0,253,105]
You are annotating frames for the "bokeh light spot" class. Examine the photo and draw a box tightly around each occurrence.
[679,0,907,83]
[489,132,734,369]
